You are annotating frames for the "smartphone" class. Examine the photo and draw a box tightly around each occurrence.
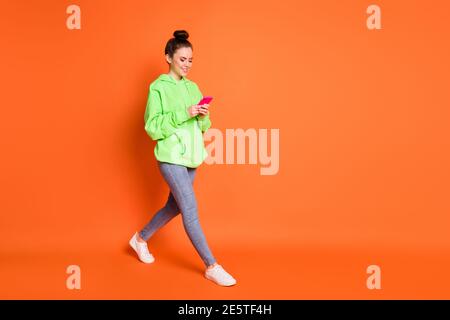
[198,96,213,105]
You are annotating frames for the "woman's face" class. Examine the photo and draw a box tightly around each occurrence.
[166,46,193,78]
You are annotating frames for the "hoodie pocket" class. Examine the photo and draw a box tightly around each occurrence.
[173,131,186,155]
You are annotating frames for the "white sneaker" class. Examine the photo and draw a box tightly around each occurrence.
[205,264,237,286]
[129,232,155,264]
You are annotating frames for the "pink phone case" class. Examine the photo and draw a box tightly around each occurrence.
[198,96,213,105]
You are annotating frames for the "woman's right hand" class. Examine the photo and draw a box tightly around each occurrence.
[187,104,208,117]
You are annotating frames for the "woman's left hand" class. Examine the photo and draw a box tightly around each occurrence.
[198,104,209,118]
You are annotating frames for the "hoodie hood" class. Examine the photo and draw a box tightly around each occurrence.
[158,73,190,85]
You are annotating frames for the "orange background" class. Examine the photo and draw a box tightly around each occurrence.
[1,0,449,299]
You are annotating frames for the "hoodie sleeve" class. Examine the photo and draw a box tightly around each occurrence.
[144,86,191,140]
[197,113,212,133]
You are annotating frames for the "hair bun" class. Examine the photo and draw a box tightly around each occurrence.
[173,30,189,40]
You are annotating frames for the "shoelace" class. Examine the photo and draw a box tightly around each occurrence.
[210,265,232,278]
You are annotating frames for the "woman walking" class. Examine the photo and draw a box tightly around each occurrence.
[129,30,236,287]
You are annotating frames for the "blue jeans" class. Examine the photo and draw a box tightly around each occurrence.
[139,161,217,267]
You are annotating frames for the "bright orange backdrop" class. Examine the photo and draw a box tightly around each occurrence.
[1,0,449,299]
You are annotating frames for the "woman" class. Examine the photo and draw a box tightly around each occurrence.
[129,30,237,287]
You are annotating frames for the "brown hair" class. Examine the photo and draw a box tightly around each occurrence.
[164,30,193,59]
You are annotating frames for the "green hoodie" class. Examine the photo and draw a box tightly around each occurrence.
[144,73,212,168]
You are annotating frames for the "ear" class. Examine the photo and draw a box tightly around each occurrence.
[165,54,172,64]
